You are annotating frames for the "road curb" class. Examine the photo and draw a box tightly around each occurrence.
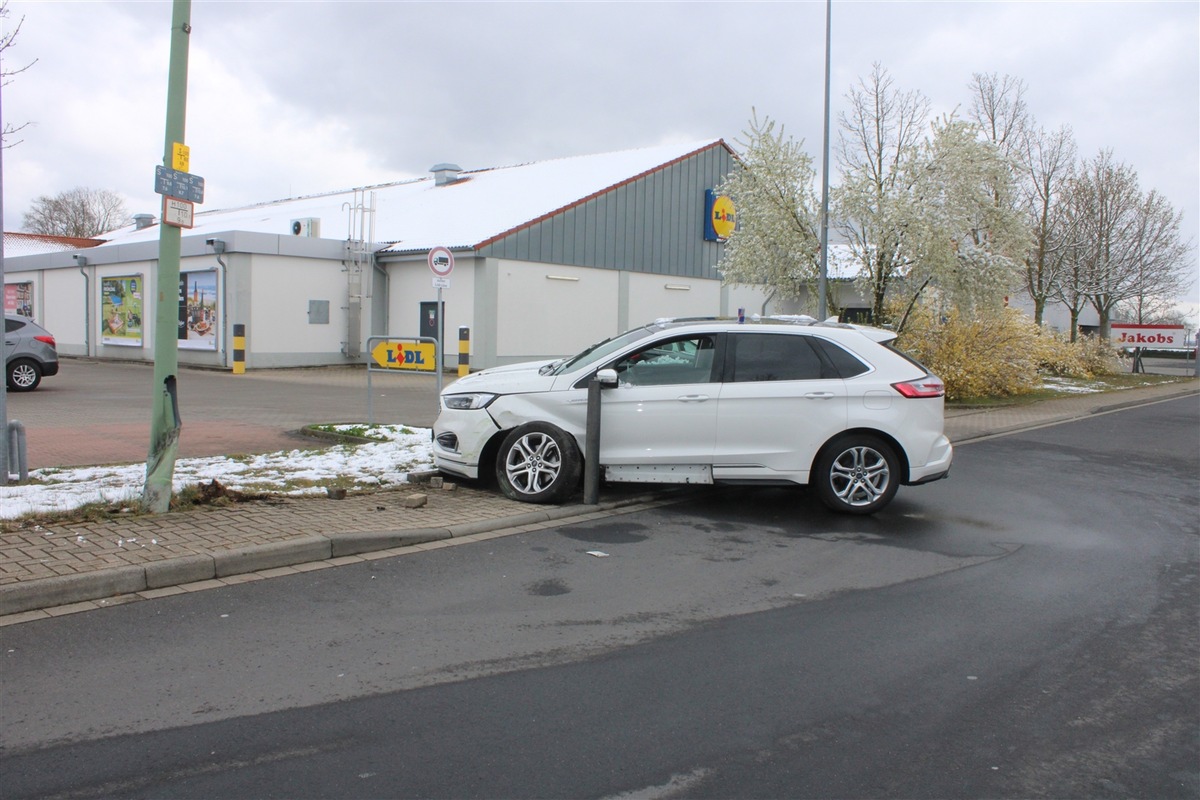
[0,492,673,618]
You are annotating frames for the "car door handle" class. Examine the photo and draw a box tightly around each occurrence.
[804,391,835,399]
[676,394,710,402]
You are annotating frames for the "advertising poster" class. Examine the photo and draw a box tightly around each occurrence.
[4,282,34,318]
[179,270,218,350]
[100,275,144,347]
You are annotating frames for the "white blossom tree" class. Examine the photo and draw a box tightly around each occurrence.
[714,111,824,310]
[832,63,930,323]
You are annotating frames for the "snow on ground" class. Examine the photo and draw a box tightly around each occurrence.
[0,425,434,521]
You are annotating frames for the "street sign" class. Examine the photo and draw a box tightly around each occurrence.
[432,276,451,289]
[428,246,454,277]
[162,196,194,229]
[370,340,437,371]
[172,142,190,172]
[154,164,205,204]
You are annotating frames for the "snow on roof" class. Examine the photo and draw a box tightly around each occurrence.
[4,232,104,256]
[100,139,728,253]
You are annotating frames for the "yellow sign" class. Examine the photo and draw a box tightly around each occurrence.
[172,142,190,172]
[371,340,436,371]
[711,194,736,240]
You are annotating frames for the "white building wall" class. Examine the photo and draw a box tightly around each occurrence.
[385,257,478,368]
[626,273,721,326]
[496,260,619,359]
[247,255,348,361]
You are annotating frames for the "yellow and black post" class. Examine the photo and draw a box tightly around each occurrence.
[232,323,246,374]
[458,326,470,377]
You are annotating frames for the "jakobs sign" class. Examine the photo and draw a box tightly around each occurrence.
[704,189,736,242]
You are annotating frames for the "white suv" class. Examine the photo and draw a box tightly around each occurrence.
[433,317,952,514]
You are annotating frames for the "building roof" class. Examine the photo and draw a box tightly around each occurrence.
[100,139,730,254]
[3,232,104,256]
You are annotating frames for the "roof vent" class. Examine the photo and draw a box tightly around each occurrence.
[133,213,155,229]
[430,163,462,186]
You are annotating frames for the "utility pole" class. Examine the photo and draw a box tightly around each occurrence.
[817,0,832,322]
[143,0,192,512]
[1,72,8,485]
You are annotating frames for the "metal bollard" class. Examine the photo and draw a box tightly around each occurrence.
[458,326,470,377]
[232,323,246,374]
[6,420,29,484]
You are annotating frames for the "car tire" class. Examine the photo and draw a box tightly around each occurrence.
[496,422,582,504]
[7,358,42,392]
[815,435,899,515]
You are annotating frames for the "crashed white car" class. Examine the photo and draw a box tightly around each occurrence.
[433,316,952,514]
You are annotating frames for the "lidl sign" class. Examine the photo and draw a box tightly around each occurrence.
[371,340,437,371]
[704,189,736,242]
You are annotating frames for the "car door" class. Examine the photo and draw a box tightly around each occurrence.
[596,333,721,465]
[712,331,848,479]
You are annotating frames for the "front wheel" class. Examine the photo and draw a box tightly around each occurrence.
[496,423,582,504]
[7,358,42,392]
[815,435,899,515]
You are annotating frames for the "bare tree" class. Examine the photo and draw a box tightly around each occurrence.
[1,0,37,148]
[968,72,1030,161]
[1066,151,1191,337]
[23,187,130,237]
[1020,125,1079,325]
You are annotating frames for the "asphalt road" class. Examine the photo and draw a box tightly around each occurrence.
[1,398,1196,799]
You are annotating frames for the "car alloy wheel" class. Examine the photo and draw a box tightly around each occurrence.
[497,422,581,504]
[816,435,899,515]
[7,359,42,392]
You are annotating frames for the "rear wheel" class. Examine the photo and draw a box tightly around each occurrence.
[815,435,899,515]
[496,423,581,504]
[7,358,42,392]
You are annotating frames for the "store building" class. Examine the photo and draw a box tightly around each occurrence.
[4,139,795,372]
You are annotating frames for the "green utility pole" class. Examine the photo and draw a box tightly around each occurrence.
[143,0,192,512]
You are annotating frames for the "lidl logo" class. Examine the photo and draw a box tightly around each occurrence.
[704,190,736,242]
[371,340,436,371]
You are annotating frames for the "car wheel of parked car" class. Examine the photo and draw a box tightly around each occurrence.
[7,358,42,392]
[496,423,582,504]
[815,435,899,515]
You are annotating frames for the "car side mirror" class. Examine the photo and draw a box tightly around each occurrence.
[595,368,619,387]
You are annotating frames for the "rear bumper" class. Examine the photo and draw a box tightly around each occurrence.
[41,361,59,377]
[905,436,953,485]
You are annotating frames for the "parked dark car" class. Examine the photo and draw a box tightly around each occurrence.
[5,314,59,391]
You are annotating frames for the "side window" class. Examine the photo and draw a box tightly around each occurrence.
[729,333,824,382]
[5,318,24,334]
[808,337,870,378]
[611,335,717,386]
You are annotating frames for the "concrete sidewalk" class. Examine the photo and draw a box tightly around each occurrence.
[2,379,1195,623]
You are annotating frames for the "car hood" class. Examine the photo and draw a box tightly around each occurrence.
[442,359,559,395]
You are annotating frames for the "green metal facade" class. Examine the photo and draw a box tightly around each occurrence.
[477,142,735,278]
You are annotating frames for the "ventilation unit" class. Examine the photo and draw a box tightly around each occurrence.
[291,217,321,237]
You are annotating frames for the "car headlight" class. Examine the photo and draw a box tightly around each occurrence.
[442,392,497,410]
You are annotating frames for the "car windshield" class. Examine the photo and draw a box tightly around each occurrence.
[542,325,660,376]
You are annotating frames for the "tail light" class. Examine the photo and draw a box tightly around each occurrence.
[893,375,944,398]
[34,335,56,348]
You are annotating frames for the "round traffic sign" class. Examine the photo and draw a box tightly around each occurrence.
[428,246,454,277]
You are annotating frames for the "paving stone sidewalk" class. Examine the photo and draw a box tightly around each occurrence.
[1,379,1195,622]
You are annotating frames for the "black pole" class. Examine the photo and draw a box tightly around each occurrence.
[583,377,602,504]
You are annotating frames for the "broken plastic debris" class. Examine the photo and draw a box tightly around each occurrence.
[586,550,610,558]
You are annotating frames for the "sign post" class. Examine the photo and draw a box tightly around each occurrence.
[428,247,454,392]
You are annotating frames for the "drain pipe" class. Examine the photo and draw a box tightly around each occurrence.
[74,255,90,356]
[207,239,228,363]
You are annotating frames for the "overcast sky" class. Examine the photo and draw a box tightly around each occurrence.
[3,1,1197,308]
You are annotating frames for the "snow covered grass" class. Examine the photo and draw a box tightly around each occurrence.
[0,425,435,522]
